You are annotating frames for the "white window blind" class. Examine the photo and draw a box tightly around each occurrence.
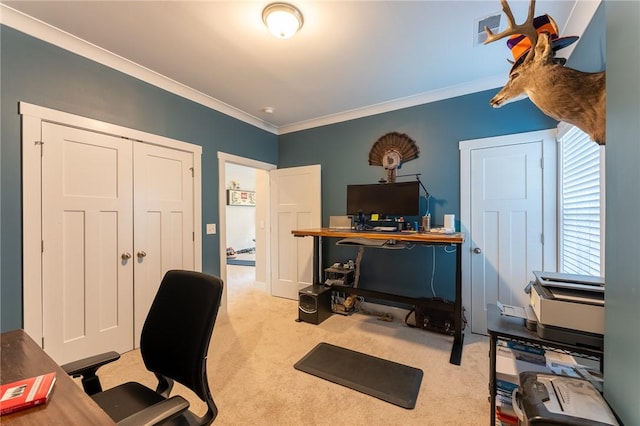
[558,125,605,276]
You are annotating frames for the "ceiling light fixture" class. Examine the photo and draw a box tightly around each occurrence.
[262,3,304,39]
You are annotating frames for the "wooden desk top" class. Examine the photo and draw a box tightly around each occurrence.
[1,329,115,425]
[292,227,464,244]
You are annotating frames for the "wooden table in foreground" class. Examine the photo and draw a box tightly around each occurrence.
[1,329,115,425]
[291,228,466,365]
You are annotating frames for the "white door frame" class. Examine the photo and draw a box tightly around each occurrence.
[459,129,557,330]
[20,102,202,346]
[217,152,276,313]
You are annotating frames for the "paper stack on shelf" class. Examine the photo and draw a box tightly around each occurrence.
[494,340,585,426]
[495,342,550,425]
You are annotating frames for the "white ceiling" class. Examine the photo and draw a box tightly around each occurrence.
[1,1,600,134]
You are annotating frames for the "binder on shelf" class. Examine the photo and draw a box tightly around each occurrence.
[0,372,57,415]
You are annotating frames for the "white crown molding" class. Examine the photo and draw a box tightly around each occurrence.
[2,1,599,136]
[560,0,602,58]
[560,0,602,61]
[278,75,506,135]
[1,4,279,135]
[279,0,601,134]
[0,3,503,137]
[279,0,602,135]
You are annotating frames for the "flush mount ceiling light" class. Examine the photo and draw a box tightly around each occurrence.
[262,3,304,39]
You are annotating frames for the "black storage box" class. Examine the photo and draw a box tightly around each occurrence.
[298,285,332,325]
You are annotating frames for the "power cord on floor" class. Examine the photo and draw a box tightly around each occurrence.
[405,307,417,328]
[355,296,394,322]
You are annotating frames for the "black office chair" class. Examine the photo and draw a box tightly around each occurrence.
[62,270,224,426]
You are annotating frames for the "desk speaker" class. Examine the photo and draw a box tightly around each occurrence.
[298,285,332,325]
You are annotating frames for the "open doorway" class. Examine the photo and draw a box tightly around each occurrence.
[225,162,257,299]
[217,152,276,312]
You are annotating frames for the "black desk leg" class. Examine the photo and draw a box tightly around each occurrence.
[450,334,464,365]
[449,243,464,365]
[312,236,321,285]
[489,333,497,424]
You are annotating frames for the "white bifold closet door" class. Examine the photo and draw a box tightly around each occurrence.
[132,142,194,347]
[41,122,194,364]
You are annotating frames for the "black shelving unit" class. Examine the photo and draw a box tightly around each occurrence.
[486,304,604,425]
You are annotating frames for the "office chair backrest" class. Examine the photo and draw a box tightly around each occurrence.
[140,270,223,407]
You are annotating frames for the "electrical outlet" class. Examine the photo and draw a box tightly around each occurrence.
[206,224,216,234]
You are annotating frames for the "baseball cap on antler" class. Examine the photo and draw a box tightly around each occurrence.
[506,14,579,70]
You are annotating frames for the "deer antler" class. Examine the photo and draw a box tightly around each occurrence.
[485,0,538,63]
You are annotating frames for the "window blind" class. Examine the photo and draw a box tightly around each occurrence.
[558,126,604,276]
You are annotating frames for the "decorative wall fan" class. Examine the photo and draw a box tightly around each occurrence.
[368,132,419,182]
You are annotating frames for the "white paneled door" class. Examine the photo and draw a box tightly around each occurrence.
[469,140,543,334]
[133,142,195,347]
[270,165,321,300]
[41,123,135,364]
[40,123,196,364]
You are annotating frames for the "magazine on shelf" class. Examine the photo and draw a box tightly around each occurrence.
[0,372,57,415]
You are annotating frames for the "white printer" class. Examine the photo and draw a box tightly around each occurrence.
[529,271,604,349]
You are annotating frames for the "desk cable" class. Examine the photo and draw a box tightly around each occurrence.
[354,246,364,288]
[430,245,437,297]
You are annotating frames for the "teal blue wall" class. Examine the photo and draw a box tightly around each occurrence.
[0,26,278,332]
[279,88,556,302]
[278,0,610,301]
[604,2,640,424]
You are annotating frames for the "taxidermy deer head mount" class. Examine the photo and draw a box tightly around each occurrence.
[485,0,606,145]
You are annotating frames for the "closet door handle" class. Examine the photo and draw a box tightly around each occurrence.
[121,252,132,260]
[137,251,147,259]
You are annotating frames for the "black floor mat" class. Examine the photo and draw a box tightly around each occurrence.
[294,342,423,409]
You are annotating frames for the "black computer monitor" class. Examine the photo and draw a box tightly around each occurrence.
[346,181,420,217]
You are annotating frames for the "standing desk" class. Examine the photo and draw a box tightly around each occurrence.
[292,228,465,365]
[1,329,115,425]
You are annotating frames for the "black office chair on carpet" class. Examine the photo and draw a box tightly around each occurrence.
[62,270,224,426]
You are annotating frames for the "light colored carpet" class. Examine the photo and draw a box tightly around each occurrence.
[98,265,491,425]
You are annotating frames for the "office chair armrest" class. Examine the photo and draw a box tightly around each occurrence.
[62,350,121,375]
[117,395,190,426]
[61,351,121,395]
